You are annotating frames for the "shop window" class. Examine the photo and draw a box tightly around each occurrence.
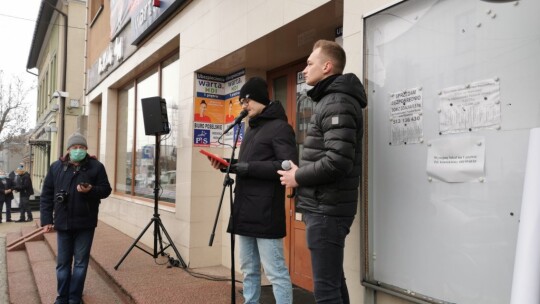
[115,54,179,204]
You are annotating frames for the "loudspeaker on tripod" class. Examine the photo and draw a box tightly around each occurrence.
[141,97,171,135]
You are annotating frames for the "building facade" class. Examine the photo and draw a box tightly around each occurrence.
[17,0,535,303]
[83,0,395,303]
[27,0,87,192]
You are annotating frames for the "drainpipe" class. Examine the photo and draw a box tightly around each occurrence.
[42,0,68,154]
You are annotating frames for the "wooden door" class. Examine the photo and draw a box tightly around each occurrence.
[268,61,313,291]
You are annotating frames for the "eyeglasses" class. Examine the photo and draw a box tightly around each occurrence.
[239,98,251,106]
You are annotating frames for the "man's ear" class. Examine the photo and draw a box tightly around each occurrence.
[323,61,333,74]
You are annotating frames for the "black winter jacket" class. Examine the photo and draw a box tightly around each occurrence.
[228,102,298,239]
[295,73,367,217]
[40,154,112,230]
[0,177,14,201]
[14,172,34,198]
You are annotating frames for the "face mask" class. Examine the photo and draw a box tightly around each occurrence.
[70,149,87,162]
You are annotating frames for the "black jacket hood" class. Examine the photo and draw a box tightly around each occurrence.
[308,73,367,109]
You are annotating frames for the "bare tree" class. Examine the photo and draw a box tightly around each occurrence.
[0,70,36,148]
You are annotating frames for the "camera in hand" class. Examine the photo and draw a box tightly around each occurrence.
[55,190,69,204]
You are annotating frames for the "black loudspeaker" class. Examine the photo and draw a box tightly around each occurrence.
[141,97,171,135]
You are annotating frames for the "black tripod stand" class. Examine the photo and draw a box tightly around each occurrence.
[115,134,186,270]
[209,124,243,304]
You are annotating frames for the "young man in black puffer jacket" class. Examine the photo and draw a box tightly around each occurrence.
[279,39,367,304]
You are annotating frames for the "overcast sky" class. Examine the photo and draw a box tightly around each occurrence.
[0,1,42,128]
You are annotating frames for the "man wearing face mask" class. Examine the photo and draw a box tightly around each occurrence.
[40,132,112,304]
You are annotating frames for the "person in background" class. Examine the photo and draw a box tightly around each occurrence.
[206,77,298,304]
[13,164,34,222]
[278,39,367,303]
[40,132,112,304]
[0,170,15,222]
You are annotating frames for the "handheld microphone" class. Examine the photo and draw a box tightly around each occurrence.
[222,110,248,135]
[281,160,295,198]
[281,160,292,171]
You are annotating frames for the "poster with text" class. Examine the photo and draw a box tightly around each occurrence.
[194,71,246,147]
[194,73,225,147]
[439,78,501,134]
[223,71,246,147]
[389,87,423,145]
[426,136,485,183]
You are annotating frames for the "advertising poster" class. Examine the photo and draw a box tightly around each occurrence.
[194,70,245,147]
[194,73,225,147]
[223,71,246,147]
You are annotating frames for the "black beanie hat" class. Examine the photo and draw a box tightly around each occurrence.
[239,77,270,105]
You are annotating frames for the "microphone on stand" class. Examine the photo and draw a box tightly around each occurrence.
[223,110,248,135]
[281,160,296,198]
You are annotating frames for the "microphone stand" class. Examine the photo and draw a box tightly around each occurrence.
[209,122,243,304]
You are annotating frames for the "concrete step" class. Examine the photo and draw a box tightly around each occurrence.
[41,230,133,304]
[7,227,132,304]
[7,222,245,304]
[25,239,57,303]
[6,231,40,304]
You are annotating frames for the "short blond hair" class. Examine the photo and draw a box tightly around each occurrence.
[313,39,346,74]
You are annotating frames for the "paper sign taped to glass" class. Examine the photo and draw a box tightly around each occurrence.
[439,78,501,135]
[389,87,424,145]
[426,136,485,183]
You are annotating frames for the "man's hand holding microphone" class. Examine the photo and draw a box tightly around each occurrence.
[278,160,299,188]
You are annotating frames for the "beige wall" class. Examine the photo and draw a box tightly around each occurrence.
[86,0,111,71]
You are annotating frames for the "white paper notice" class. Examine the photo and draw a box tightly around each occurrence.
[426,136,485,183]
[389,87,423,145]
[439,78,501,134]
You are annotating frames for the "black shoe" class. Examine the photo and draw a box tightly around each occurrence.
[15,219,25,222]
[26,219,33,222]
[6,219,12,222]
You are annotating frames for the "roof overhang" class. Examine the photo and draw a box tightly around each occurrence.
[26,0,59,70]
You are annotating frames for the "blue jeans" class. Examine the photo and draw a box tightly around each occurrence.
[238,235,292,304]
[303,213,354,304]
[55,228,95,304]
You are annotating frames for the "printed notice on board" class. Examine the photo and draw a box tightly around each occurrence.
[439,78,501,134]
[426,137,485,183]
[389,87,423,145]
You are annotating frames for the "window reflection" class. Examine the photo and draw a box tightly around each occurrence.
[115,54,179,204]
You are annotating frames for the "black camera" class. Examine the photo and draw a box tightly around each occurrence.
[55,190,69,204]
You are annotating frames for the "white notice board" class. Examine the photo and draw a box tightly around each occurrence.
[364,0,540,303]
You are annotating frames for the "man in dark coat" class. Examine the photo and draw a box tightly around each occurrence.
[40,132,112,304]
[207,77,298,304]
[0,170,15,222]
[13,165,34,222]
[278,39,367,303]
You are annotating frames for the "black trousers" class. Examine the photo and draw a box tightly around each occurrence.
[304,213,354,304]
